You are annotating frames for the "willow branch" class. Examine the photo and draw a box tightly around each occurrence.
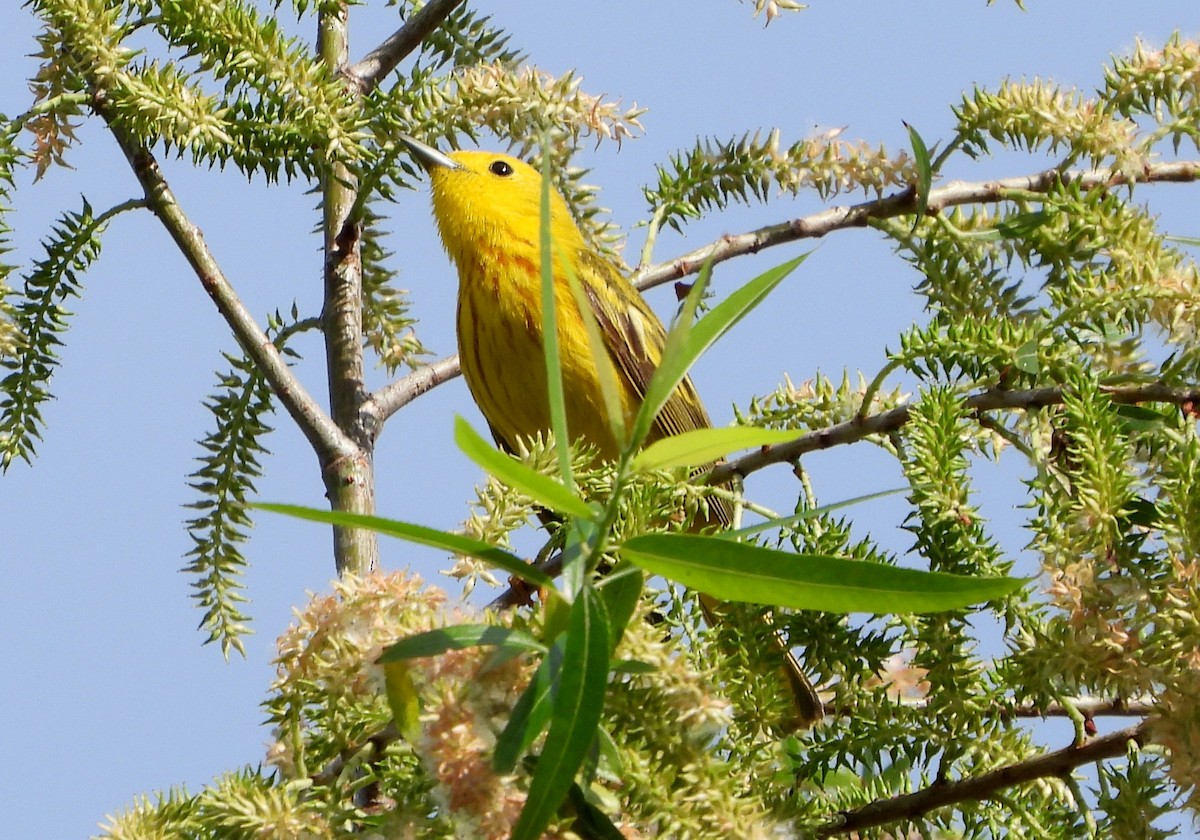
[825,695,1157,720]
[103,114,355,462]
[366,355,463,430]
[341,0,468,95]
[632,160,1200,292]
[375,163,1200,416]
[709,382,1200,485]
[816,718,1155,837]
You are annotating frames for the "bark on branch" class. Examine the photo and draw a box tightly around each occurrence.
[104,116,356,464]
[342,0,468,94]
[631,160,1200,292]
[816,718,1155,837]
[709,382,1200,485]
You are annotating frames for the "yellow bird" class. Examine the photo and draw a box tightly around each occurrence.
[402,135,821,727]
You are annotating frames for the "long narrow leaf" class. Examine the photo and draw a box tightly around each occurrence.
[632,426,802,471]
[596,561,644,653]
[512,586,610,840]
[631,253,807,449]
[379,625,545,663]
[454,416,594,520]
[720,488,905,539]
[905,121,932,225]
[494,638,562,774]
[628,260,710,449]
[621,533,1022,613]
[539,143,573,488]
[254,502,552,588]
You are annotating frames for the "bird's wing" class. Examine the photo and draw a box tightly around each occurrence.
[578,250,731,529]
[576,249,715,444]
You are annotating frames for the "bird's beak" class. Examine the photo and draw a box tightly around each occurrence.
[398,133,461,172]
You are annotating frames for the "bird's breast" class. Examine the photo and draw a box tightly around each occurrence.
[454,253,628,459]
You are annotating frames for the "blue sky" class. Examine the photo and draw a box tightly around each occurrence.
[3,2,1197,836]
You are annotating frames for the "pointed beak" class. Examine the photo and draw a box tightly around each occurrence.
[398,133,461,172]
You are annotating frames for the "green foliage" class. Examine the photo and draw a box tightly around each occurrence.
[393,0,522,71]
[0,199,108,468]
[360,204,428,372]
[644,129,916,233]
[184,347,277,658]
[0,124,21,361]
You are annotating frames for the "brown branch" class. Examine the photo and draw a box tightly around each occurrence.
[485,383,1199,609]
[103,113,355,464]
[366,355,463,430]
[631,160,1200,293]
[341,0,468,95]
[816,718,1155,837]
[825,695,1157,720]
[319,5,380,576]
[709,382,1200,485]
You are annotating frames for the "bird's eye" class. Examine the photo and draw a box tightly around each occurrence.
[489,160,513,177]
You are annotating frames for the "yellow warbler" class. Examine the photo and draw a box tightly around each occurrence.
[402,135,821,727]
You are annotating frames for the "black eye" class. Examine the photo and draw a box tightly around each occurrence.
[489,160,513,177]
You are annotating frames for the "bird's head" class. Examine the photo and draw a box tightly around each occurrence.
[400,135,582,268]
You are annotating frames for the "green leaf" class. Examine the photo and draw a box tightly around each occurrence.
[383,659,422,741]
[628,260,710,449]
[1164,233,1200,247]
[631,253,808,450]
[610,659,658,674]
[1115,403,1170,433]
[996,211,1050,239]
[1013,338,1040,374]
[596,561,644,652]
[632,426,801,471]
[564,779,626,840]
[454,416,594,520]
[620,533,1023,613]
[904,121,932,224]
[721,488,905,539]
[539,140,574,489]
[513,586,611,840]
[378,625,545,663]
[494,639,561,774]
[254,502,552,588]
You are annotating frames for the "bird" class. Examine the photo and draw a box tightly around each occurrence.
[400,134,822,728]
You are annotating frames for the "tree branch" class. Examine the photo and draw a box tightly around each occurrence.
[484,383,1199,609]
[824,695,1157,720]
[366,355,463,430]
[709,382,1200,485]
[816,718,1155,837]
[631,160,1200,293]
[372,163,1200,427]
[102,114,355,464]
[320,3,379,576]
[341,0,468,95]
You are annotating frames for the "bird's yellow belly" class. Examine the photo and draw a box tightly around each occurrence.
[457,267,632,460]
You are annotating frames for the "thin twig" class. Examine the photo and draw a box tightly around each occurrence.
[822,695,1157,720]
[102,112,356,463]
[631,160,1200,293]
[485,382,1199,609]
[816,718,1155,837]
[341,0,468,95]
[709,382,1200,485]
[366,355,464,429]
